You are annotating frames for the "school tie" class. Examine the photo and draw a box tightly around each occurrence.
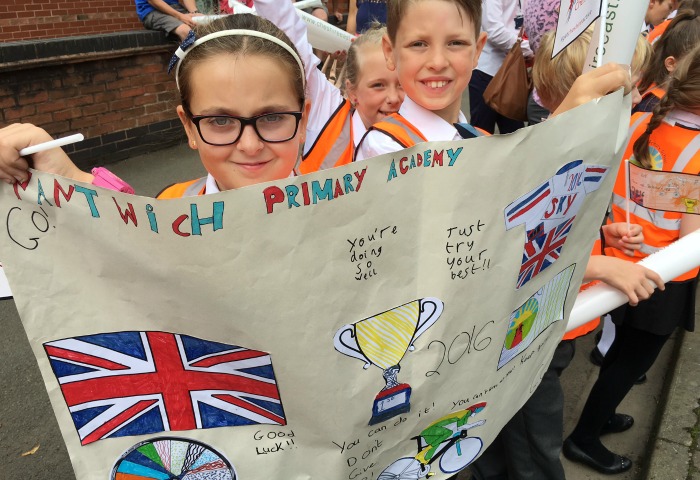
[454,123,483,139]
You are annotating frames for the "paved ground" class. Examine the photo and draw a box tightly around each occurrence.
[0,143,698,479]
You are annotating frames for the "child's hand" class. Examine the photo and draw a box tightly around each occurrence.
[551,63,632,117]
[602,223,644,256]
[0,123,92,184]
[585,256,665,306]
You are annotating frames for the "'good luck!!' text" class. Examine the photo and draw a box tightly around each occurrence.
[263,168,367,215]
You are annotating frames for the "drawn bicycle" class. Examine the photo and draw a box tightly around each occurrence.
[378,402,486,479]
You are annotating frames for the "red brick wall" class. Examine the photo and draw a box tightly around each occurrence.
[0,0,353,42]
[0,0,142,42]
[1,52,176,138]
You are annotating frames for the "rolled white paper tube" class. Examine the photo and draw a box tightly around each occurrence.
[293,0,324,10]
[18,133,84,156]
[227,0,352,52]
[295,8,353,52]
[567,229,700,331]
[192,14,228,23]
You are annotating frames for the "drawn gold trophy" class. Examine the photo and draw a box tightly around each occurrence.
[334,298,444,425]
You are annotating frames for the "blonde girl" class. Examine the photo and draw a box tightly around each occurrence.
[255,0,403,174]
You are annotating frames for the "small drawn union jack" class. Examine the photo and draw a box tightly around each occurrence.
[44,331,286,445]
[517,216,576,289]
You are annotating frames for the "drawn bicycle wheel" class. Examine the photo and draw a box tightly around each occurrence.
[438,437,483,474]
[111,436,237,480]
[377,457,431,480]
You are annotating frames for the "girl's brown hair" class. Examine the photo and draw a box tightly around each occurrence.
[386,0,482,43]
[638,10,700,94]
[177,14,305,117]
[633,44,700,168]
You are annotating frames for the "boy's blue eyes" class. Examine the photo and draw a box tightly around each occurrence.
[407,40,469,48]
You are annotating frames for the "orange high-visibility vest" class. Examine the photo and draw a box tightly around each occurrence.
[640,84,666,105]
[157,177,207,199]
[299,100,354,174]
[647,18,670,44]
[608,112,700,281]
[364,113,429,149]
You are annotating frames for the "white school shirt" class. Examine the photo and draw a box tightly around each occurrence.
[255,0,356,155]
[477,0,532,77]
[664,109,700,130]
[356,96,468,161]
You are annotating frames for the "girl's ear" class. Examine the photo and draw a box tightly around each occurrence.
[299,99,312,145]
[382,34,396,71]
[345,79,358,106]
[664,55,677,73]
[177,105,198,150]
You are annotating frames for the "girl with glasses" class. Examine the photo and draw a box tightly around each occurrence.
[0,14,310,199]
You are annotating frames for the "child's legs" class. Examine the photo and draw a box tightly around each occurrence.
[469,69,525,134]
[571,320,669,444]
[142,6,188,39]
[468,70,498,134]
[495,114,525,134]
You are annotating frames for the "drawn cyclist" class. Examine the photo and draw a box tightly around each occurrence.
[378,402,487,480]
[415,402,486,467]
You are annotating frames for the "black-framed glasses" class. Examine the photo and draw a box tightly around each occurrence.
[189,111,303,146]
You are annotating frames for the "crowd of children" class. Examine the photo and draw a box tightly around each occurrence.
[0,0,698,478]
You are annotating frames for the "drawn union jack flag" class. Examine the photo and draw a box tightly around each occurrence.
[43,331,286,445]
[517,216,576,289]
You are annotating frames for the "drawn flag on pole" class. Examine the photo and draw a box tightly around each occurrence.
[552,0,602,58]
[628,161,700,214]
[44,331,286,445]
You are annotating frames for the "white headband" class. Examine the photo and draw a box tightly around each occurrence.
[171,29,306,91]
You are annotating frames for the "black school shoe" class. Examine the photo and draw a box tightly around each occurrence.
[600,413,634,435]
[589,347,648,385]
[563,437,632,474]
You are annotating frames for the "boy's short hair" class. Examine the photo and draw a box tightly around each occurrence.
[386,0,482,43]
[533,28,651,110]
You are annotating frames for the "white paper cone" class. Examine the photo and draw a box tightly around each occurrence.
[192,14,229,23]
[583,0,647,71]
